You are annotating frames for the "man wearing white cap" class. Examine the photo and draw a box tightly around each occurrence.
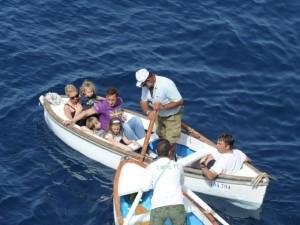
[135,68,184,159]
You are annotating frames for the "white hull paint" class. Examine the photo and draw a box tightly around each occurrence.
[45,109,122,169]
[185,175,266,209]
[40,95,269,210]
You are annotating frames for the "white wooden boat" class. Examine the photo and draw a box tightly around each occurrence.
[39,94,269,210]
[113,158,229,225]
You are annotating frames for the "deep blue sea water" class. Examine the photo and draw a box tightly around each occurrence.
[1,0,300,224]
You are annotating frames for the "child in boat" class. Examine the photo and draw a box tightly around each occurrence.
[105,117,140,152]
[64,84,84,126]
[200,133,251,180]
[79,80,97,110]
[84,116,105,137]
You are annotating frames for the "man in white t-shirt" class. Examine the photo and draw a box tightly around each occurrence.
[135,68,184,159]
[142,139,186,225]
[200,133,251,180]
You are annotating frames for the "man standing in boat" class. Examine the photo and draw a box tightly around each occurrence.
[135,68,184,159]
[200,133,252,180]
[142,139,186,225]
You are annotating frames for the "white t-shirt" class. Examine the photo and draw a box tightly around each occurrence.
[141,75,182,117]
[210,149,247,175]
[143,158,184,209]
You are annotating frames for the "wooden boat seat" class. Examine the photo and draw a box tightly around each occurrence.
[135,204,148,215]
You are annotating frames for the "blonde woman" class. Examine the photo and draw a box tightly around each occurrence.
[64,84,83,125]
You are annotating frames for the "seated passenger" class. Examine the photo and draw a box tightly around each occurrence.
[64,87,146,140]
[63,84,84,126]
[105,118,140,152]
[85,116,105,137]
[79,80,97,110]
[200,133,251,180]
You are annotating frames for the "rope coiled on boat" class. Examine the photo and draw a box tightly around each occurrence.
[251,172,268,187]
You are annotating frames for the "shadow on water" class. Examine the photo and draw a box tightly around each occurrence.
[198,193,262,220]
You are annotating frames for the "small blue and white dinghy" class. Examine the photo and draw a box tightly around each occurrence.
[113,158,229,225]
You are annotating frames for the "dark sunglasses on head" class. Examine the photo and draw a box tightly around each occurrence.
[70,94,79,100]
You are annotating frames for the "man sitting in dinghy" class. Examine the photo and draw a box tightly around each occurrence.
[200,133,251,180]
[141,139,186,225]
[64,87,146,140]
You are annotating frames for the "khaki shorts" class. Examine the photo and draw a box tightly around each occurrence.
[150,204,186,225]
[156,110,182,144]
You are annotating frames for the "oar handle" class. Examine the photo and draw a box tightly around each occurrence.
[140,110,158,162]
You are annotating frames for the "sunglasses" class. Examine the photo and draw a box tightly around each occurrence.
[70,94,79,100]
[142,78,151,87]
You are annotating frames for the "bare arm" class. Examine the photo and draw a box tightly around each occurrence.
[161,99,184,110]
[153,99,184,111]
[106,135,132,151]
[201,167,218,180]
[140,100,150,115]
[140,100,156,120]
[64,105,73,120]
[122,135,141,147]
[72,107,96,123]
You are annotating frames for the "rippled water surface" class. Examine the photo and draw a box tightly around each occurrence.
[1,0,299,224]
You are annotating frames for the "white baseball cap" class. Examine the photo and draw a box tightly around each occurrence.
[135,68,150,87]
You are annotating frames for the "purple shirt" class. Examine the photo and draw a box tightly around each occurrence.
[94,97,123,131]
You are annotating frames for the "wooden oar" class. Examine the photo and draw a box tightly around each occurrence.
[139,110,158,162]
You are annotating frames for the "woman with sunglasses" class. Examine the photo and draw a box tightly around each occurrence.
[64,84,84,126]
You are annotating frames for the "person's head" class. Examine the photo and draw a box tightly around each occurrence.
[135,68,155,88]
[65,84,79,103]
[217,133,234,153]
[156,139,171,158]
[86,116,101,130]
[109,117,122,135]
[80,80,96,98]
[105,87,119,107]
